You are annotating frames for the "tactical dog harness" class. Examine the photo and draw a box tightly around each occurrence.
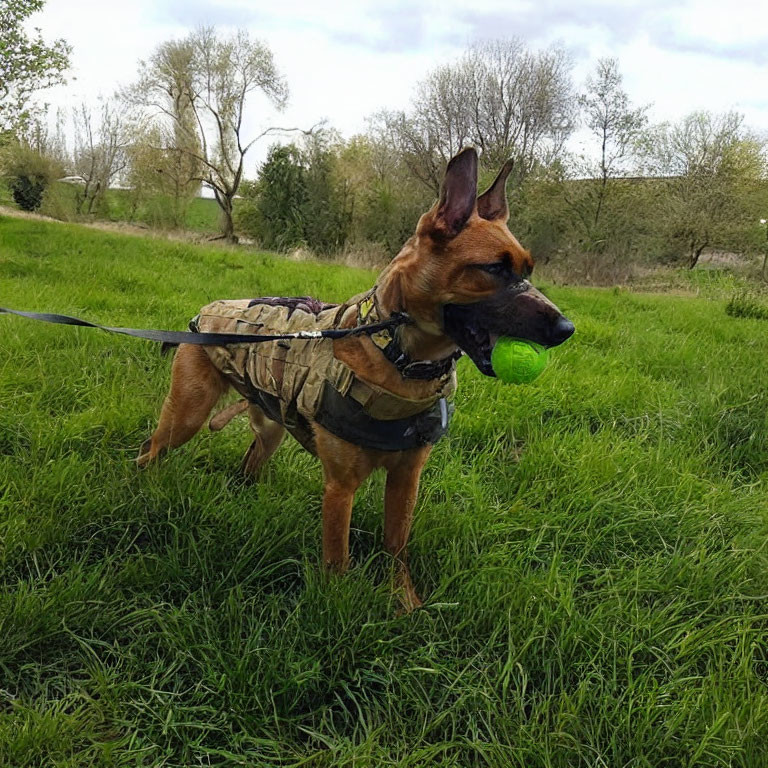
[191,290,460,453]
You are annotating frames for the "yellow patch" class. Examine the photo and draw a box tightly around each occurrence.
[359,296,375,321]
[370,329,392,350]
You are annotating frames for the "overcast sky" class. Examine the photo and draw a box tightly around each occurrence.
[31,0,768,175]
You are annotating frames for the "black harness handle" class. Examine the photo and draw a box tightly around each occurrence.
[0,306,409,346]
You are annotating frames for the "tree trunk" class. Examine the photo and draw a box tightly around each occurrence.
[219,196,238,243]
[594,175,608,228]
[78,182,90,215]
[688,243,706,269]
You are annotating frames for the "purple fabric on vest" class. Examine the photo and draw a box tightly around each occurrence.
[247,296,339,318]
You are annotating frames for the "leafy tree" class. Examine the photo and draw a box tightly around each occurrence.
[336,133,431,256]
[123,123,203,228]
[640,111,767,268]
[237,144,307,250]
[127,27,290,242]
[0,0,70,134]
[301,134,352,253]
[237,135,355,255]
[123,39,202,226]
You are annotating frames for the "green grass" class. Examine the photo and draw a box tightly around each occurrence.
[727,291,768,321]
[2,214,768,766]
[99,189,224,233]
[184,196,227,233]
[1,181,226,234]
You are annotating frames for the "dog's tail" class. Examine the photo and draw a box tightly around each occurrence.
[209,399,248,431]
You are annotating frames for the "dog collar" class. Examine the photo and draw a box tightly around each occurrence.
[357,290,462,381]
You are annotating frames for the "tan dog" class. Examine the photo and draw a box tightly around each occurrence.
[138,148,574,611]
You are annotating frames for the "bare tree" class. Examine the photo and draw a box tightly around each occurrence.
[371,109,447,195]
[16,108,68,164]
[127,27,290,242]
[577,58,648,231]
[464,40,574,169]
[71,99,131,215]
[373,39,575,195]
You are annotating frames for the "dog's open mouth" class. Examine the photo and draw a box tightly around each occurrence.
[442,288,574,377]
[442,304,499,377]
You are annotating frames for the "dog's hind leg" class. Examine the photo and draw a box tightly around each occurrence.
[209,399,248,431]
[240,405,285,479]
[137,344,228,467]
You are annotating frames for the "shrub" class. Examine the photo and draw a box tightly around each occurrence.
[237,142,353,254]
[38,181,79,220]
[302,143,352,253]
[725,291,768,320]
[1,143,63,212]
[236,145,308,250]
[140,194,186,230]
[354,181,425,257]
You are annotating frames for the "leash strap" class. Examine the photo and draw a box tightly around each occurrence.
[0,306,409,346]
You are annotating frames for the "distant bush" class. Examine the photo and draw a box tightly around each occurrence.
[237,142,352,254]
[236,145,307,250]
[726,291,768,320]
[39,181,79,220]
[338,239,390,269]
[351,181,425,257]
[302,141,352,253]
[138,194,186,230]
[541,249,637,286]
[1,143,63,212]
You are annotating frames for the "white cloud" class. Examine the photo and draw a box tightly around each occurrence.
[29,0,768,177]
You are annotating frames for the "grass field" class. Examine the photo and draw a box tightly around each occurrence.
[100,190,224,233]
[1,181,225,235]
[2,213,768,767]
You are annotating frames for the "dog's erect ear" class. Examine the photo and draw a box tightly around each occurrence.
[477,159,514,221]
[433,147,478,238]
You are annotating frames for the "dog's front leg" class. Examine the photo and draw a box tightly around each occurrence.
[315,425,372,573]
[321,480,360,573]
[385,446,431,613]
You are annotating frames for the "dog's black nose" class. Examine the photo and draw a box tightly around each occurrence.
[549,316,575,347]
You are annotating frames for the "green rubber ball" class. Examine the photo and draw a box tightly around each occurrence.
[491,337,548,384]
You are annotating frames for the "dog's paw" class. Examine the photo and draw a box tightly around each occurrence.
[393,570,423,615]
[135,438,153,469]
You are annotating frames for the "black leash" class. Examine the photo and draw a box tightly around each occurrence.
[0,306,410,346]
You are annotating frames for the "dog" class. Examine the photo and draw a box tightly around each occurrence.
[137,147,574,612]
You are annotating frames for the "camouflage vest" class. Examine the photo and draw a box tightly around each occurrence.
[191,291,457,453]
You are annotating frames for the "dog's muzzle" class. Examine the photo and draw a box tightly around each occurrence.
[442,281,574,376]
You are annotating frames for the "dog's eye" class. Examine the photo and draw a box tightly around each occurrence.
[474,261,522,281]
[478,262,505,275]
